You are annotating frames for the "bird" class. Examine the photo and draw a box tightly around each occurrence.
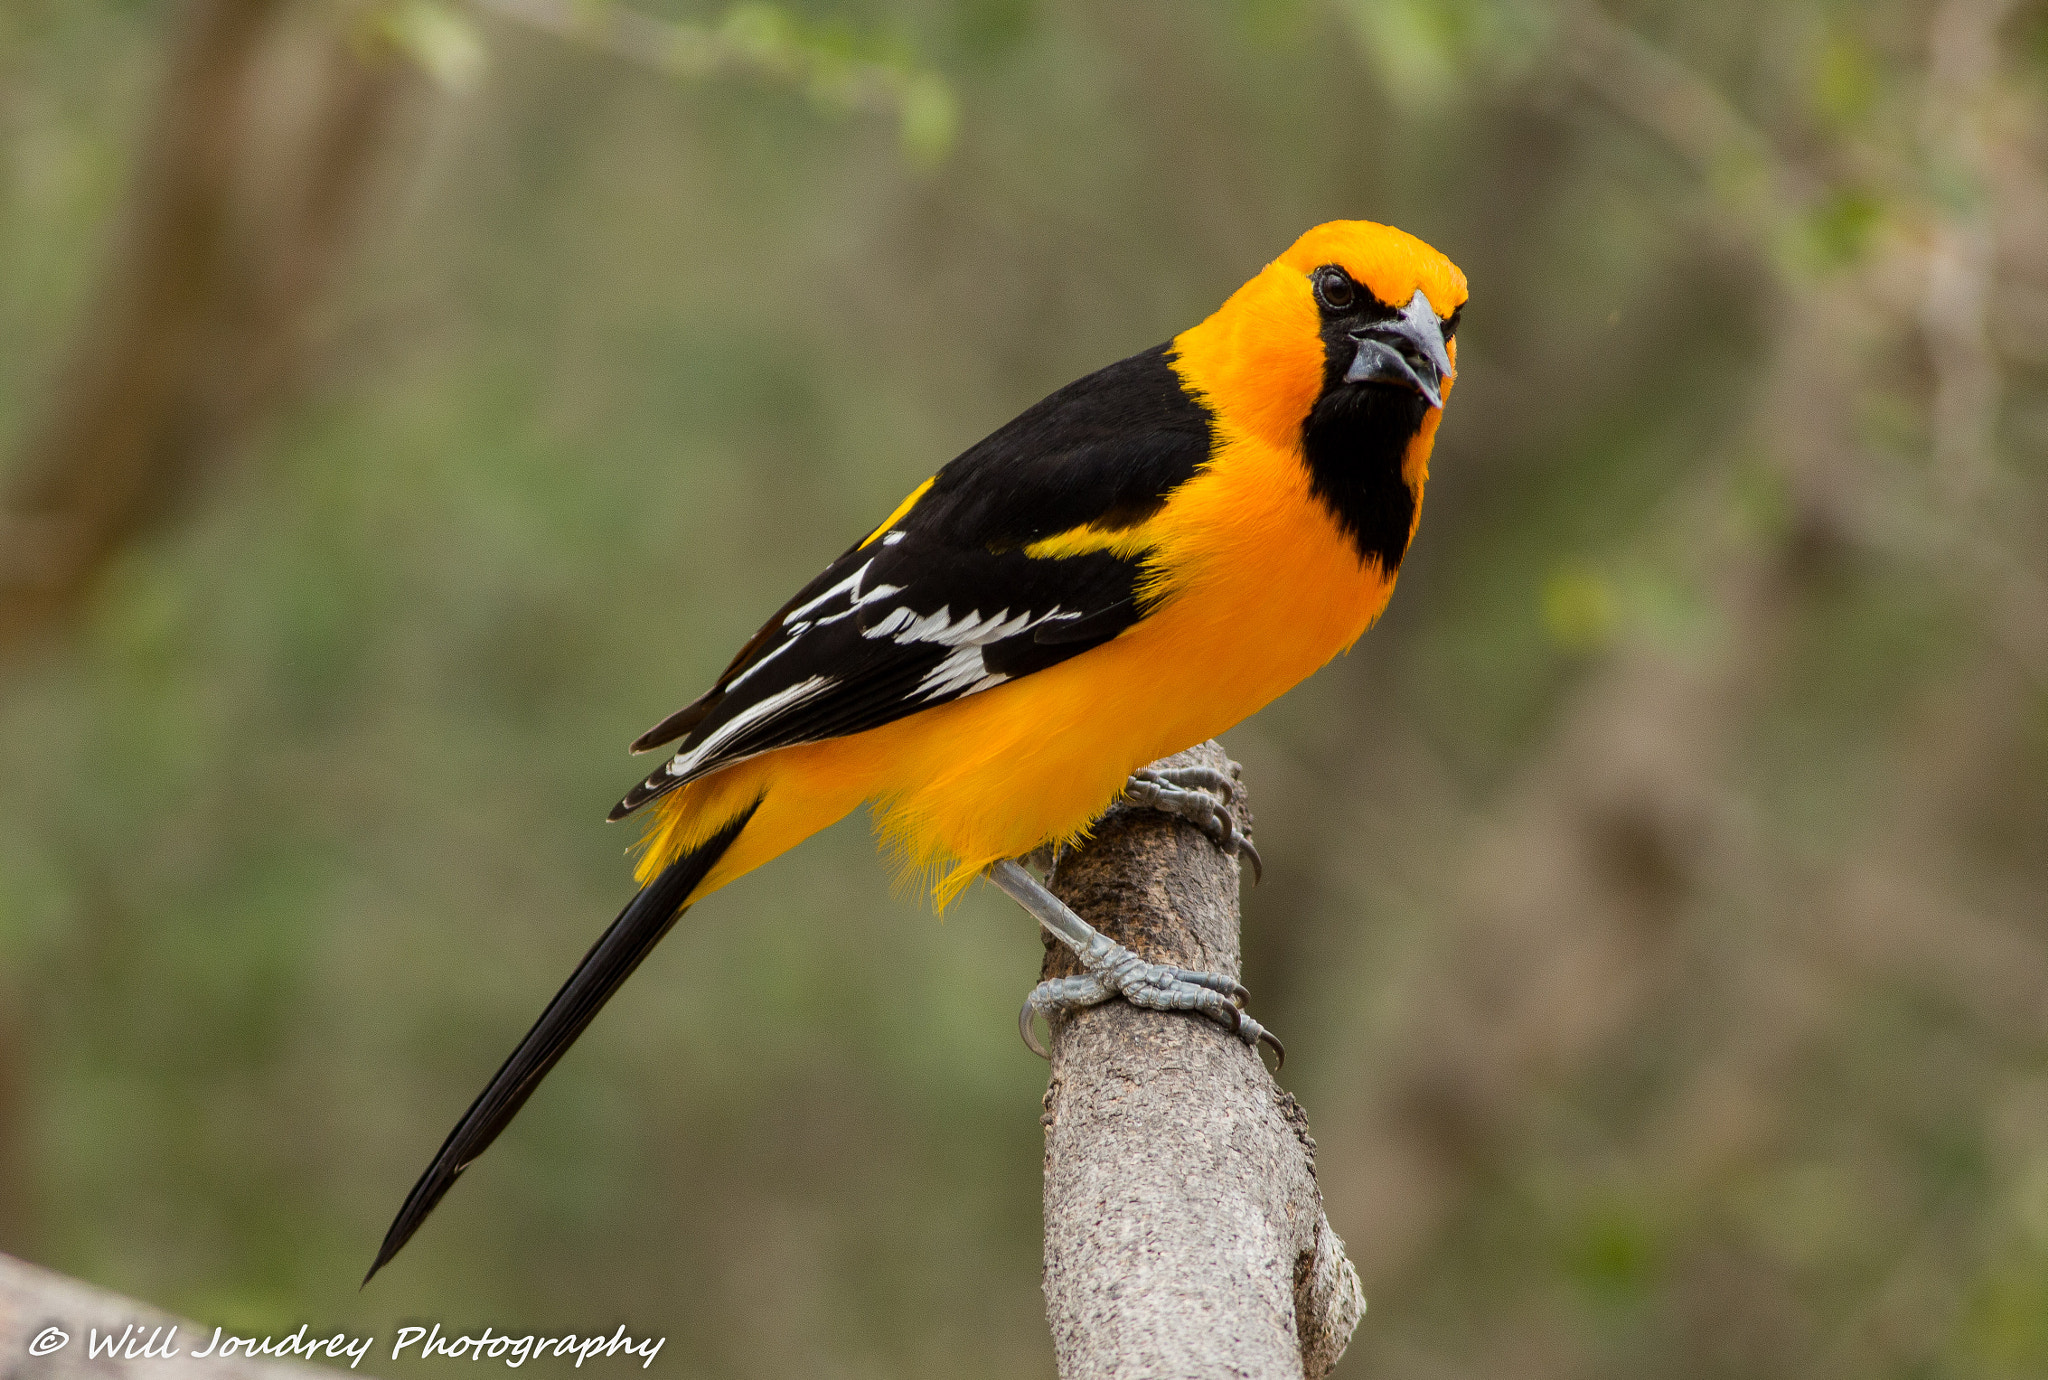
[367,219,1466,1281]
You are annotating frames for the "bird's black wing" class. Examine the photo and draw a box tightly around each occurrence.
[611,341,1213,819]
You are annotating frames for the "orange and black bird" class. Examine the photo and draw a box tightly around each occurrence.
[368,220,1467,1279]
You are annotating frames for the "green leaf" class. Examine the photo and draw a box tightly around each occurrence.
[1542,561,1619,652]
[376,0,486,93]
[897,72,957,166]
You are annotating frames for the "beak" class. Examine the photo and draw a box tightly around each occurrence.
[1344,289,1453,410]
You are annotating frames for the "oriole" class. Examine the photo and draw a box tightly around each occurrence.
[369,219,1466,1279]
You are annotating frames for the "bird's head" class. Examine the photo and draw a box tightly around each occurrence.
[1175,220,1467,459]
[1171,221,1466,570]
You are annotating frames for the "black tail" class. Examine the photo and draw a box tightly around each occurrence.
[364,800,760,1283]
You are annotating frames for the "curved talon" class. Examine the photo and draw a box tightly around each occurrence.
[1240,837,1263,885]
[1232,1009,1285,1068]
[1206,998,1286,1070]
[1019,999,1050,1060]
[1258,1028,1285,1068]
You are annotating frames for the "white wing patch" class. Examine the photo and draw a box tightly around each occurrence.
[917,645,1006,699]
[864,602,1082,701]
[663,674,834,781]
[783,559,892,625]
[728,560,902,693]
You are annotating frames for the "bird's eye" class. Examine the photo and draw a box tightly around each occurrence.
[1442,305,1462,341]
[1313,268,1355,312]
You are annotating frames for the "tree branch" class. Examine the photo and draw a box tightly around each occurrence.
[1036,740,1364,1380]
[0,1250,343,1378]
[467,0,956,161]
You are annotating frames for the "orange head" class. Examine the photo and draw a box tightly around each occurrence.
[1176,221,1466,451]
[1173,220,1468,570]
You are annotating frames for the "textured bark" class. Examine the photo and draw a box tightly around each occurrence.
[1038,741,1364,1380]
[0,1252,337,1379]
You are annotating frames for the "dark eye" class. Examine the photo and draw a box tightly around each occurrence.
[1442,305,1462,340]
[1313,267,1355,312]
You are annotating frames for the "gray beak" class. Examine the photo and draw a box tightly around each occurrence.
[1343,289,1453,410]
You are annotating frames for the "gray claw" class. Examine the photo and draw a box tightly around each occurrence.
[1123,763,1262,882]
[1249,1021,1285,1068]
[1017,955,1270,1060]
[1020,998,1048,1059]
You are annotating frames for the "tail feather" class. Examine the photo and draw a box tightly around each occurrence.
[364,797,761,1283]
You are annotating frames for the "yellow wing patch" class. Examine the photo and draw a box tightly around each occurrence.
[1020,521,1157,561]
[859,476,936,549]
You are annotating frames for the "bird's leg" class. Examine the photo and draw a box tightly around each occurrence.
[987,859,1282,1065]
[1121,763,1263,882]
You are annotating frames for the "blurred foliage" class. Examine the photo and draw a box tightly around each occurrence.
[374,2,488,93]
[376,0,958,160]
[4,0,2048,1377]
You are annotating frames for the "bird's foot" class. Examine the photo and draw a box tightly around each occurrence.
[1018,958,1280,1064]
[1121,763,1262,882]
[987,860,1282,1066]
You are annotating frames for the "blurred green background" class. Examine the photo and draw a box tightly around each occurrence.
[3,0,2048,1376]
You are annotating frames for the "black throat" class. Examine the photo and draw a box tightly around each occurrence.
[1302,381,1427,574]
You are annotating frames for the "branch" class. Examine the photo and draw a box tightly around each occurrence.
[0,1250,348,1378]
[1917,0,2019,503]
[466,0,956,161]
[1036,741,1364,1380]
